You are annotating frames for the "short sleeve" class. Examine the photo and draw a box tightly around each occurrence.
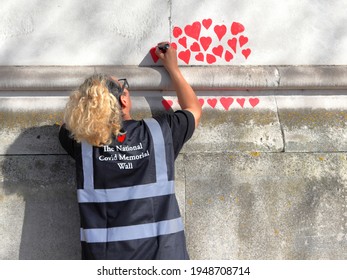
[155,110,195,157]
[59,124,76,159]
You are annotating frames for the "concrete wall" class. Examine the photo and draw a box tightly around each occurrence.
[1,0,347,259]
[1,0,347,65]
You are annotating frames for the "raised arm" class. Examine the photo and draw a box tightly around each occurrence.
[156,43,202,127]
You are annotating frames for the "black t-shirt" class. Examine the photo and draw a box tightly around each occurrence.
[64,111,194,260]
[59,110,195,160]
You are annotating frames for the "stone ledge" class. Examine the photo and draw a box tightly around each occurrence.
[0,65,347,91]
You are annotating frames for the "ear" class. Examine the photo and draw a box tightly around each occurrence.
[119,94,127,108]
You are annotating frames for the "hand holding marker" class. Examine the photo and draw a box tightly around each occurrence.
[158,43,170,53]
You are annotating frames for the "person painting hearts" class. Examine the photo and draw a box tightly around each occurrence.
[59,42,202,260]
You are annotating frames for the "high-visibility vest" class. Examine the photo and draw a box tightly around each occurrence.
[77,118,189,259]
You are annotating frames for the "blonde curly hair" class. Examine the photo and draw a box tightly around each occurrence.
[64,74,122,147]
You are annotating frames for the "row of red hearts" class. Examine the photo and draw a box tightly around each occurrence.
[176,45,251,65]
[173,21,247,41]
[150,42,251,64]
[162,97,260,111]
[175,35,249,53]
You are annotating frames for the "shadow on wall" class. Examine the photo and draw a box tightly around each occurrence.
[1,125,80,259]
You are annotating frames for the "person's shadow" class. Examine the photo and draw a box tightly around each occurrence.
[1,125,80,259]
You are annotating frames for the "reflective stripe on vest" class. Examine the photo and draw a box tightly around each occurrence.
[80,217,184,243]
[81,141,94,190]
[78,118,182,243]
[78,180,175,203]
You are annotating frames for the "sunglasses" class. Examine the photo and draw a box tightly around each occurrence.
[106,78,129,103]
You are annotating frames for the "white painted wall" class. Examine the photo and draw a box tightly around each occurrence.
[0,0,346,65]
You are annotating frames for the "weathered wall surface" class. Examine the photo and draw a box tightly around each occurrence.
[1,70,347,259]
[1,0,347,65]
[1,0,347,260]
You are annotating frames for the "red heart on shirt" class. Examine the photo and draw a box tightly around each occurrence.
[117,133,126,143]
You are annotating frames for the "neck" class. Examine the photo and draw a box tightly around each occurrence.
[122,110,132,121]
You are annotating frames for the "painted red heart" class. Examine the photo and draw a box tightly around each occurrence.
[207,98,217,108]
[225,50,234,62]
[190,42,201,52]
[249,98,259,108]
[220,97,234,110]
[198,98,205,107]
[178,50,191,64]
[184,21,201,41]
[214,25,227,41]
[162,99,173,110]
[239,35,248,47]
[231,22,245,35]
[150,47,159,63]
[171,42,178,50]
[195,53,204,62]
[242,48,251,59]
[178,36,187,48]
[227,38,237,53]
[236,98,245,108]
[202,18,212,29]
[173,26,183,38]
[212,45,224,57]
[200,36,212,51]
[206,54,216,64]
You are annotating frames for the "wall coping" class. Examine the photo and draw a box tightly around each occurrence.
[0,65,346,91]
